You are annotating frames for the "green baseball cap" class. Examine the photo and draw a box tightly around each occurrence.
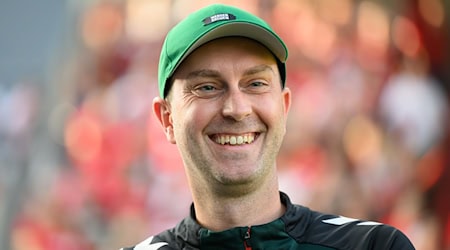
[158,3,288,98]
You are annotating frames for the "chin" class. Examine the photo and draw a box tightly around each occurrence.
[216,169,260,186]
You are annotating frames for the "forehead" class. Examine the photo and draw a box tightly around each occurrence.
[174,37,278,75]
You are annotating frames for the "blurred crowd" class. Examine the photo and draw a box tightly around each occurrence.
[0,0,449,249]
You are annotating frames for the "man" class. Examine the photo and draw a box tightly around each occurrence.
[122,4,415,250]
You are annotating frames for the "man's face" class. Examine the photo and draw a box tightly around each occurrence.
[155,37,291,191]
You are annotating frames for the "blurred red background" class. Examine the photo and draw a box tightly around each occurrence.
[0,0,449,249]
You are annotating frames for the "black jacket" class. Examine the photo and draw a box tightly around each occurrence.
[121,192,415,249]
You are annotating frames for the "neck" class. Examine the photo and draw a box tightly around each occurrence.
[190,176,285,231]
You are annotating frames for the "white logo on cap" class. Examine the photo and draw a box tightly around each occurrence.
[203,13,236,25]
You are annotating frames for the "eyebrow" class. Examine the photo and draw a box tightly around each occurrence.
[186,64,275,80]
[242,64,275,76]
[186,69,221,79]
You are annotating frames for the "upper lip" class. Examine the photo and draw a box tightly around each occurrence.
[207,131,259,138]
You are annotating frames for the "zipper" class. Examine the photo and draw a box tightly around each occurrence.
[244,226,252,250]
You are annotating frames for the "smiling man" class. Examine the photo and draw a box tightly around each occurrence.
[121,4,415,250]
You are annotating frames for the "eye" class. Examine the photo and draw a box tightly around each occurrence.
[198,85,216,91]
[191,83,222,98]
[249,81,265,87]
[245,80,270,93]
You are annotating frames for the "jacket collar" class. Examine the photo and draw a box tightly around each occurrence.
[175,192,306,249]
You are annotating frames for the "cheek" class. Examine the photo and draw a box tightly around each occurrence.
[255,97,288,128]
[172,103,215,138]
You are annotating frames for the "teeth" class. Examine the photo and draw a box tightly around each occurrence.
[214,133,255,145]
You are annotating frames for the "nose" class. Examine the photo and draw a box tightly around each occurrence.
[221,87,252,121]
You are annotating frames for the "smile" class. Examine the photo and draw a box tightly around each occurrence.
[211,133,257,145]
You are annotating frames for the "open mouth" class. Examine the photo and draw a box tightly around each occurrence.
[210,133,258,146]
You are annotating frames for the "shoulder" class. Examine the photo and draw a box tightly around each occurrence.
[286,204,415,249]
[120,216,201,250]
[120,235,173,250]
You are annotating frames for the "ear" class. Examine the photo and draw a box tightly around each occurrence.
[282,87,292,116]
[153,97,176,144]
